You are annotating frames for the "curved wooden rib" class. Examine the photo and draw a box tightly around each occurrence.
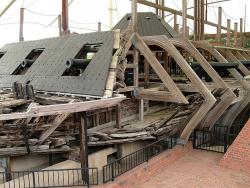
[218,49,250,76]
[193,41,250,127]
[139,35,216,141]
[169,38,236,129]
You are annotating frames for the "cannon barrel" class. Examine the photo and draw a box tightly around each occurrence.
[21,59,34,68]
[191,61,239,69]
[65,58,91,69]
[241,61,250,67]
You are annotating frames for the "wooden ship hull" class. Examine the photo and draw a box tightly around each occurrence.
[0,12,249,173]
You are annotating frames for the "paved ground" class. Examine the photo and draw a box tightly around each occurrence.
[139,150,250,188]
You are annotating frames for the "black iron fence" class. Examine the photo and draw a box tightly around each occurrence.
[103,136,177,183]
[0,168,98,188]
[193,124,243,153]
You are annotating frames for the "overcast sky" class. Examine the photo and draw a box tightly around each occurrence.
[0,0,249,47]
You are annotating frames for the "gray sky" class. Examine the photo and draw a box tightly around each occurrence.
[0,0,249,47]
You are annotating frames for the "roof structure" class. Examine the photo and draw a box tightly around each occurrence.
[0,31,114,97]
[114,12,177,37]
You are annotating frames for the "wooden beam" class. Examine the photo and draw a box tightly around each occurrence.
[0,0,16,17]
[139,99,144,121]
[182,0,187,38]
[234,22,238,48]
[132,34,188,104]
[79,113,89,184]
[132,0,138,32]
[174,14,178,32]
[0,96,126,121]
[58,15,62,36]
[38,113,71,144]
[19,8,24,42]
[137,0,232,31]
[226,19,231,47]
[216,7,222,43]
[240,18,243,47]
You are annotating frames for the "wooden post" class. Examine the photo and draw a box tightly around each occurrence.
[155,0,159,15]
[62,0,69,35]
[144,59,150,87]
[132,0,138,32]
[234,22,238,48]
[174,14,179,32]
[19,8,24,42]
[205,0,208,21]
[201,0,205,40]
[133,51,139,87]
[240,18,243,47]
[115,103,121,129]
[226,19,231,47]
[98,22,101,32]
[58,15,62,37]
[161,0,165,19]
[176,24,180,33]
[139,99,144,121]
[197,0,201,40]
[182,0,187,38]
[79,113,89,184]
[216,7,222,43]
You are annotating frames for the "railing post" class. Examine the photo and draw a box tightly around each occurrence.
[224,132,228,153]
[32,171,36,188]
[170,136,173,149]
[193,129,196,149]
[111,163,114,181]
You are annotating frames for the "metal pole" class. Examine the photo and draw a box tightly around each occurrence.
[62,0,69,35]
[19,8,24,42]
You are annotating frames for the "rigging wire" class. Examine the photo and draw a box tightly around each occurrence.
[25,8,58,17]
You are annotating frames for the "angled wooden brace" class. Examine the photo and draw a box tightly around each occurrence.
[193,41,250,127]
[141,35,216,141]
[170,38,236,129]
[241,51,250,60]
[131,33,188,104]
[218,49,250,76]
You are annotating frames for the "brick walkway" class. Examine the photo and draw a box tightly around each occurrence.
[139,150,250,188]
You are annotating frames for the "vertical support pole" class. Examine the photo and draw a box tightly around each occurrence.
[5,157,12,182]
[98,22,101,32]
[58,15,62,37]
[205,0,208,22]
[115,103,121,129]
[200,0,205,40]
[216,7,222,43]
[197,0,201,40]
[174,14,178,32]
[176,24,180,33]
[182,0,187,38]
[139,99,144,121]
[155,0,159,16]
[161,0,165,19]
[132,0,137,32]
[19,7,24,42]
[109,0,113,28]
[234,22,238,48]
[144,59,149,87]
[62,0,69,35]
[79,113,89,184]
[133,51,139,87]
[226,19,231,47]
[240,18,243,47]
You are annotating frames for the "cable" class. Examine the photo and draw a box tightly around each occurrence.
[69,19,98,25]
[25,8,57,17]
[114,0,120,21]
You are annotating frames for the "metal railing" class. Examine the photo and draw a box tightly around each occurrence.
[0,168,98,188]
[103,136,177,183]
[193,124,242,153]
